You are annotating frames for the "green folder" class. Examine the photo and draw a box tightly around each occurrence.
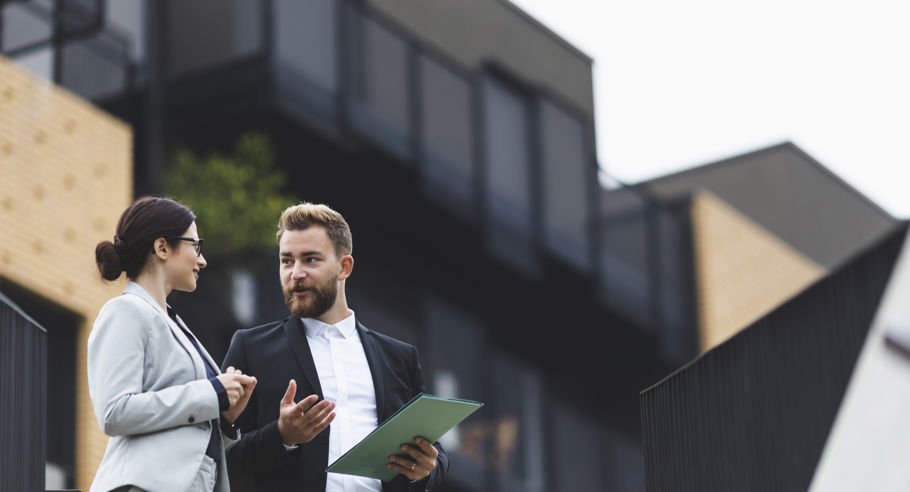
[325,393,483,481]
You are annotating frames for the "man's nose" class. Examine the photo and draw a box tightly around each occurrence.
[291,263,306,279]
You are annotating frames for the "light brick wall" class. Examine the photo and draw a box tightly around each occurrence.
[691,191,825,352]
[0,56,132,491]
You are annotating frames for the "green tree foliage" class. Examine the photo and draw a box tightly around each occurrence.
[164,133,291,267]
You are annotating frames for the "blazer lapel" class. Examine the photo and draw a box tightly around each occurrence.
[283,316,324,399]
[357,322,386,421]
[172,312,220,374]
[123,282,205,379]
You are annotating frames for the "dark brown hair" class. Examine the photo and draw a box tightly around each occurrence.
[95,197,196,281]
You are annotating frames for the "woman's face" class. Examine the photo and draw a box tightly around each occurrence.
[166,222,207,293]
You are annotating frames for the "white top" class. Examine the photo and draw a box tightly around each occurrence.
[303,312,382,492]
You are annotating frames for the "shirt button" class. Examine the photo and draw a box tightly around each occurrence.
[188,415,196,423]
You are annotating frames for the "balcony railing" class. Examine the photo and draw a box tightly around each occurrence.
[0,292,47,492]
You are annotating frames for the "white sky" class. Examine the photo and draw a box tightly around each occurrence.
[510,0,910,218]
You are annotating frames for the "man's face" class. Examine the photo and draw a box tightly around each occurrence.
[279,226,343,319]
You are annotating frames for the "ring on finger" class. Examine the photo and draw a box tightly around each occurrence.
[410,462,416,471]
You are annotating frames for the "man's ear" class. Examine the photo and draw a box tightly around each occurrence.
[338,255,354,280]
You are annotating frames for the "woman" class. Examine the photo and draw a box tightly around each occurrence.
[88,196,256,492]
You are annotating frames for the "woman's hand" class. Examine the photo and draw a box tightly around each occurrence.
[218,367,257,424]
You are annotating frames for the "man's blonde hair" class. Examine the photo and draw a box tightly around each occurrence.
[276,202,353,257]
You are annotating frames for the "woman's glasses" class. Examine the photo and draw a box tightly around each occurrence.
[169,237,204,256]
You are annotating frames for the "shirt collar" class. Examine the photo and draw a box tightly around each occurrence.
[301,310,357,339]
[123,281,167,317]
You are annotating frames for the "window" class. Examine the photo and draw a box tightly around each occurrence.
[165,0,263,79]
[419,54,475,216]
[539,99,592,271]
[272,0,337,116]
[481,75,536,274]
[426,296,486,490]
[347,10,411,160]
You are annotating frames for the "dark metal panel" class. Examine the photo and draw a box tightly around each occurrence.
[641,223,907,492]
[0,292,47,492]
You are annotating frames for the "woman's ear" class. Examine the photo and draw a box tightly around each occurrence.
[153,238,169,260]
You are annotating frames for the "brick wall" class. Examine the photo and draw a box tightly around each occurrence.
[0,56,132,491]
[691,191,825,352]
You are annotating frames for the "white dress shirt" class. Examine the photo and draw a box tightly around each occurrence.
[303,312,383,492]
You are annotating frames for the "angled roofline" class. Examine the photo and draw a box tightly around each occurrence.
[638,141,895,220]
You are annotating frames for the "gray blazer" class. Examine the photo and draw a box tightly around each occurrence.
[87,282,237,492]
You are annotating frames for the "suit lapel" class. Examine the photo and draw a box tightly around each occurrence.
[357,321,386,421]
[283,316,324,399]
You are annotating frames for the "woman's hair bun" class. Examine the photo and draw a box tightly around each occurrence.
[95,240,123,281]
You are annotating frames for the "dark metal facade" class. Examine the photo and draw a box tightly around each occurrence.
[640,222,908,492]
[0,292,47,492]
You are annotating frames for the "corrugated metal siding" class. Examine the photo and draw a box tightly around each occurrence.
[1,292,46,492]
[640,223,907,492]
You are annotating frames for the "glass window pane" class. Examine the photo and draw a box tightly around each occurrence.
[540,99,591,271]
[604,428,646,491]
[599,187,653,326]
[273,0,336,91]
[166,0,262,79]
[2,3,52,52]
[12,47,53,80]
[550,399,606,492]
[106,0,147,64]
[59,0,98,36]
[482,76,535,273]
[491,354,546,492]
[425,296,486,490]
[419,55,474,213]
[60,33,129,100]
[347,11,411,160]
[272,0,337,119]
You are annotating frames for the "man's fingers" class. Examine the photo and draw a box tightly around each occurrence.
[413,436,438,458]
[398,443,421,461]
[306,410,335,437]
[281,379,297,405]
[293,394,321,412]
[386,455,418,479]
[300,400,335,425]
[313,408,335,429]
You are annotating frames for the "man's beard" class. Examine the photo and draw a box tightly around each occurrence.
[283,277,338,319]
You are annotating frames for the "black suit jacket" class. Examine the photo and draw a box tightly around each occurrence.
[222,316,448,492]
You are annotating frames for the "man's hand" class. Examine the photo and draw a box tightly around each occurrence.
[277,379,335,446]
[219,366,257,424]
[386,436,438,481]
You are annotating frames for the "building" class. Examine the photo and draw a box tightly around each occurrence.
[625,142,897,352]
[3,1,898,491]
[2,1,671,490]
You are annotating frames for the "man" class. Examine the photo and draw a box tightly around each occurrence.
[223,203,448,492]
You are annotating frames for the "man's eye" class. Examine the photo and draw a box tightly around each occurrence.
[306,257,319,263]
[280,258,292,265]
